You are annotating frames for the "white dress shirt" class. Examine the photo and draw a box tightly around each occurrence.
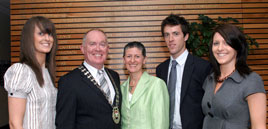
[168,50,189,129]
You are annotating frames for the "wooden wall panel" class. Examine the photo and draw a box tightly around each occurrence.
[10,0,268,126]
[241,1,268,126]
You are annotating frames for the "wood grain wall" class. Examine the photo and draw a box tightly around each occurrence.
[10,0,268,125]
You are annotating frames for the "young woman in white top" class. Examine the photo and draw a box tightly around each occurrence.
[4,16,58,129]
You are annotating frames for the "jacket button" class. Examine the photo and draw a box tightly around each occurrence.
[207,102,211,108]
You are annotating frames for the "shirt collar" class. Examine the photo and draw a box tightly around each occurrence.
[83,61,104,77]
[170,49,189,66]
[208,70,244,83]
[229,70,244,83]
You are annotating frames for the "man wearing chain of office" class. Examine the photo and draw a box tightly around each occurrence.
[56,29,122,129]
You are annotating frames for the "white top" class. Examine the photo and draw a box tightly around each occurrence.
[83,61,115,103]
[128,92,132,101]
[4,63,57,129]
[168,50,188,129]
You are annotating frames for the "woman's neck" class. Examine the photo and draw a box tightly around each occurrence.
[220,64,235,78]
[129,71,143,93]
[36,53,46,68]
[129,71,143,81]
[129,71,142,85]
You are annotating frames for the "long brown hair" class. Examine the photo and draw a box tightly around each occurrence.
[20,16,58,87]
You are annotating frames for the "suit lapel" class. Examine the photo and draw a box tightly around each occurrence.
[121,78,131,108]
[79,65,113,106]
[130,72,150,107]
[104,68,118,106]
[80,69,104,98]
[180,54,194,102]
[162,59,170,84]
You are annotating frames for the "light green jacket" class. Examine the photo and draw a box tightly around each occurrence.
[121,72,169,129]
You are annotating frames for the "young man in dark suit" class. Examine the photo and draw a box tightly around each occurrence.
[56,29,121,129]
[156,14,211,129]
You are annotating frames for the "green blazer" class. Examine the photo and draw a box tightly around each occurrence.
[121,72,169,129]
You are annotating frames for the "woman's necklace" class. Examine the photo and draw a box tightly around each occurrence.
[217,69,235,83]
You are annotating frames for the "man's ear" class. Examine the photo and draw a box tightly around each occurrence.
[80,45,84,54]
[184,33,189,42]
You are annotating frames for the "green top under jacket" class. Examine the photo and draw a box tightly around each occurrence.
[121,71,169,129]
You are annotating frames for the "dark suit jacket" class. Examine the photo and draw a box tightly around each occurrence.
[156,53,211,129]
[56,66,121,129]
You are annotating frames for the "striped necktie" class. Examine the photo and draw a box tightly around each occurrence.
[98,70,111,100]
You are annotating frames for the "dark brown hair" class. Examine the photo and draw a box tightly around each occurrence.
[123,41,146,57]
[20,16,58,87]
[209,24,251,81]
[161,13,189,37]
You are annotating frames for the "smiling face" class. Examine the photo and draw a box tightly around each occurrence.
[212,32,237,68]
[123,47,146,74]
[34,26,54,57]
[81,30,109,69]
[163,25,188,59]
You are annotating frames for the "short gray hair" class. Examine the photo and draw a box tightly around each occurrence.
[82,28,107,45]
